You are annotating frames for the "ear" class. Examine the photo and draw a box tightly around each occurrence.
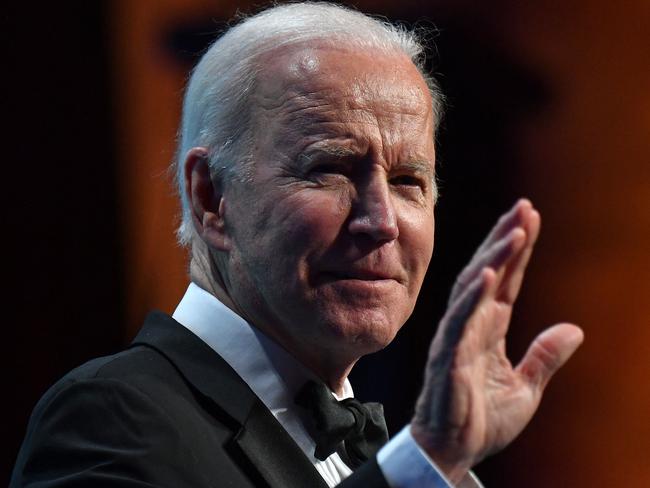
[183,147,231,251]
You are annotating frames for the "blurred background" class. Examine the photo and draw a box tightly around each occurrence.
[4,0,650,485]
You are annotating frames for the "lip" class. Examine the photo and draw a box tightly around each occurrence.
[319,269,399,283]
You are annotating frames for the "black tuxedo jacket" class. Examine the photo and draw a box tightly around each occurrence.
[12,312,390,487]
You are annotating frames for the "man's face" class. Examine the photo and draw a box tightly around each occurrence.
[221,45,436,360]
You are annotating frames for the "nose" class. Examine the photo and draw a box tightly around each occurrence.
[348,175,399,242]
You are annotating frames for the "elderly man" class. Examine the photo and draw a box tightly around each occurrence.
[12,3,583,487]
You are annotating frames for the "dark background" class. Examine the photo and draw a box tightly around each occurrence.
[4,1,650,486]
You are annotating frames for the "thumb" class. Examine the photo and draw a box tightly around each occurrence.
[517,323,584,390]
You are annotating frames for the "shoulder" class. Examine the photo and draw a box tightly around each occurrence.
[36,343,187,412]
[11,343,232,487]
[65,343,183,386]
[19,345,189,451]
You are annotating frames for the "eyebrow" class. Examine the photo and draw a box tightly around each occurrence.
[300,144,435,179]
[301,144,357,160]
[393,159,436,180]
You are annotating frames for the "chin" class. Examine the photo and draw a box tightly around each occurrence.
[318,307,406,355]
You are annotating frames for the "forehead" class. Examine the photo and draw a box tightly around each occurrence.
[256,43,432,116]
[251,44,435,163]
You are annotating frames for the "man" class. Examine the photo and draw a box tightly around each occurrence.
[11,3,583,487]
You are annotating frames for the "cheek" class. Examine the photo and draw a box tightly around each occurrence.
[275,190,350,248]
[399,205,435,286]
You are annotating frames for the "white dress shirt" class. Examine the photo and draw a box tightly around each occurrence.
[172,283,482,487]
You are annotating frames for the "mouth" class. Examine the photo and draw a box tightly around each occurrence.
[318,269,400,283]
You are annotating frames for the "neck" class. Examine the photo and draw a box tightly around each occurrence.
[189,245,238,316]
[264,335,357,395]
[189,244,357,396]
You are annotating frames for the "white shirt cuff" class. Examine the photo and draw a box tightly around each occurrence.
[376,426,484,488]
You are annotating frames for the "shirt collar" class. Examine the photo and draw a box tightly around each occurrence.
[172,282,353,458]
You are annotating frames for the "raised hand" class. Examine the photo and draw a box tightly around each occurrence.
[411,200,584,484]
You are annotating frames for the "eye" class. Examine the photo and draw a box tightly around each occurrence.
[313,163,348,175]
[306,162,352,185]
[390,174,425,189]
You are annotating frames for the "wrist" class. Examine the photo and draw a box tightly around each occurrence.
[409,424,472,485]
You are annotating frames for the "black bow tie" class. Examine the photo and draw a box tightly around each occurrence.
[295,380,389,468]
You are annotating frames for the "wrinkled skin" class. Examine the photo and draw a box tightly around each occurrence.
[189,45,437,390]
[411,200,583,482]
[185,45,583,482]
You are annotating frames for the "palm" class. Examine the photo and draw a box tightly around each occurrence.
[456,300,530,457]
[412,200,583,483]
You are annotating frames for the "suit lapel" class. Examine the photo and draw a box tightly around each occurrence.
[231,400,329,488]
[132,311,255,424]
[131,311,328,488]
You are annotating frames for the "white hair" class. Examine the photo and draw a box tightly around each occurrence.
[175,1,444,246]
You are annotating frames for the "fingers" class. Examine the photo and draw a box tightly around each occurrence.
[451,200,539,305]
[451,227,526,305]
[476,199,533,256]
[495,207,540,304]
[439,268,497,349]
[516,323,584,390]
